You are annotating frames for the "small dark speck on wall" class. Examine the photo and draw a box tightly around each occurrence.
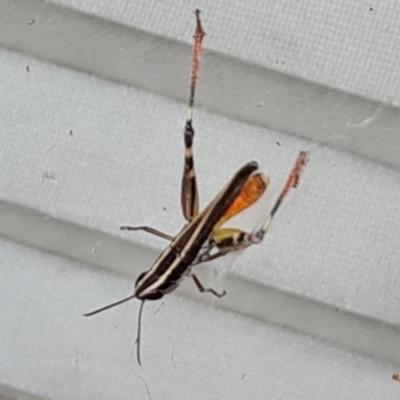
[26,65,30,73]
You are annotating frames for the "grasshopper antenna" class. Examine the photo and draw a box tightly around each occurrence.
[83,294,137,317]
[136,300,145,366]
[83,295,145,366]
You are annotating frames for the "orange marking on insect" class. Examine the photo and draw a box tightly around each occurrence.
[216,173,269,227]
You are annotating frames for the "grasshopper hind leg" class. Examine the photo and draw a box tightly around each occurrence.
[181,120,199,222]
[119,12,206,239]
[181,10,205,222]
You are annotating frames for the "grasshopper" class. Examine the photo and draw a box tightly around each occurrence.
[84,10,307,364]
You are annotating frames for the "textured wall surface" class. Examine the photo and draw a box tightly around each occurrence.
[1,1,400,399]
